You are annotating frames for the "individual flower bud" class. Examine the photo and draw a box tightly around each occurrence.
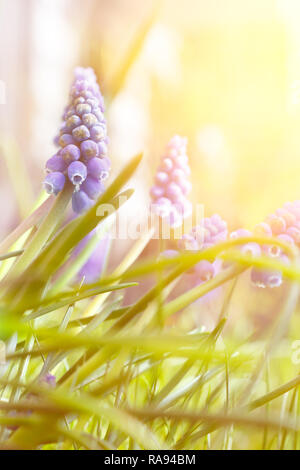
[194,260,215,282]
[87,157,109,181]
[46,154,67,173]
[72,190,93,214]
[59,133,75,147]
[64,107,75,120]
[150,185,165,199]
[68,161,87,185]
[80,140,99,159]
[72,125,90,142]
[241,242,261,257]
[66,114,81,130]
[61,144,80,164]
[44,172,65,195]
[76,103,92,115]
[81,176,105,199]
[156,171,169,185]
[90,125,106,142]
[86,98,98,109]
[166,182,182,200]
[82,113,98,128]
[74,97,85,105]
[251,268,283,289]
[160,158,173,172]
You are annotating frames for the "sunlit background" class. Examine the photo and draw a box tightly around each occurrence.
[1,0,300,240]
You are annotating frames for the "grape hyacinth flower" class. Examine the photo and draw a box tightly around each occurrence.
[44,67,111,214]
[248,201,300,288]
[150,135,192,228]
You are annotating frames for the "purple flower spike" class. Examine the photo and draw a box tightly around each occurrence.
[72,190,93,214]
[150,136,192,228]
[46,154,66,173]
[44,172,65,195]
[68,161,87,186]
[45,67,110,213]
[81,176,105,200]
